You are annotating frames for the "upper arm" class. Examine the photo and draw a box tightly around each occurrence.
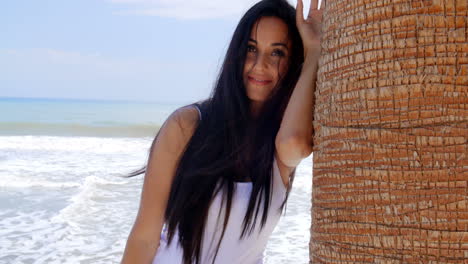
[128,105,200,244]
[274,135,313,186]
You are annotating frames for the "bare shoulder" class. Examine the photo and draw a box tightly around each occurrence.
[173,105,200,124]
[171,105,201,139]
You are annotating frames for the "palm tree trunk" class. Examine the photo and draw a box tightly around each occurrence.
[311,0,467,262]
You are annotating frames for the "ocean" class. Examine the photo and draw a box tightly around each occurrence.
[0,97,312,264]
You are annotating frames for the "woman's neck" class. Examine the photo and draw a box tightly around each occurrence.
[250,100,263,119]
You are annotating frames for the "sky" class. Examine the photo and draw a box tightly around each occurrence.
[1,0,318,104]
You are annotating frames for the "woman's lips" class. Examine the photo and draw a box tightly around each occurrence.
[248,76,272,85]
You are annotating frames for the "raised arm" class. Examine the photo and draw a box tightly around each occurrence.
[121,105,200,264]
[275,0,323,169]
[275,52,319,167]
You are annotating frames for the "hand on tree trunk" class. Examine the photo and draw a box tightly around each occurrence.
[296,0,325,59]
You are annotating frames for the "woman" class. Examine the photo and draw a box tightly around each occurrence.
[121,0,323,263]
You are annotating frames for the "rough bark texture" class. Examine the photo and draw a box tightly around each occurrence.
[311,0,467,263]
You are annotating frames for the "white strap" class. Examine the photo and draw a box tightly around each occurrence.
[194,105,202,120]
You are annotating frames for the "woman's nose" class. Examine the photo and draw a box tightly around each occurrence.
[253,53,269,70]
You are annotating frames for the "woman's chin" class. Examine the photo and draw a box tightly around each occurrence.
[247,90,271,102]
[248,98,267,105]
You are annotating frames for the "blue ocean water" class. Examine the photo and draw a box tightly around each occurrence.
[0,97,185,138]
[0,97,312,264]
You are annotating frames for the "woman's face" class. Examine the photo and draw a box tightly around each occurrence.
[243,16,292,105]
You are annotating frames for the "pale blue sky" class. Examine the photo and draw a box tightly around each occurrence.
[1,0,316,103]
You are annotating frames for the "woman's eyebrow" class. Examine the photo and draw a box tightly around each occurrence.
[248,38,289,50]
[272,43,288,50]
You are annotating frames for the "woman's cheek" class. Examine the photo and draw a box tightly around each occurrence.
[245,56,255,68]
[279,60,289,77]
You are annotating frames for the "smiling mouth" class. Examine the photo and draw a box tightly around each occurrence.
[248,76,272,85]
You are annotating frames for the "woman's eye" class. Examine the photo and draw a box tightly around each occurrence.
[273,49,285,57]
[247,45,256,52]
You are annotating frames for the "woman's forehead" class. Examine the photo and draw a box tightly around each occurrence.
[249,17,291,46]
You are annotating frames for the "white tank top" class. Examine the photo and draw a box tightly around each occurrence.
[152,105,287,264]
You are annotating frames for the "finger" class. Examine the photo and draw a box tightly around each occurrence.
[311,0,318,10]
[319,0,326,10]
[296,0,304,24]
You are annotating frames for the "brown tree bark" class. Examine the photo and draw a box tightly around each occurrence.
[311,0,467,263]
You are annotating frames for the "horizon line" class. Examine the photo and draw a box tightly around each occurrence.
[0,96,195,105]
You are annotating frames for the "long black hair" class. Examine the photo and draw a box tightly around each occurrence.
[124,0,304,263]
